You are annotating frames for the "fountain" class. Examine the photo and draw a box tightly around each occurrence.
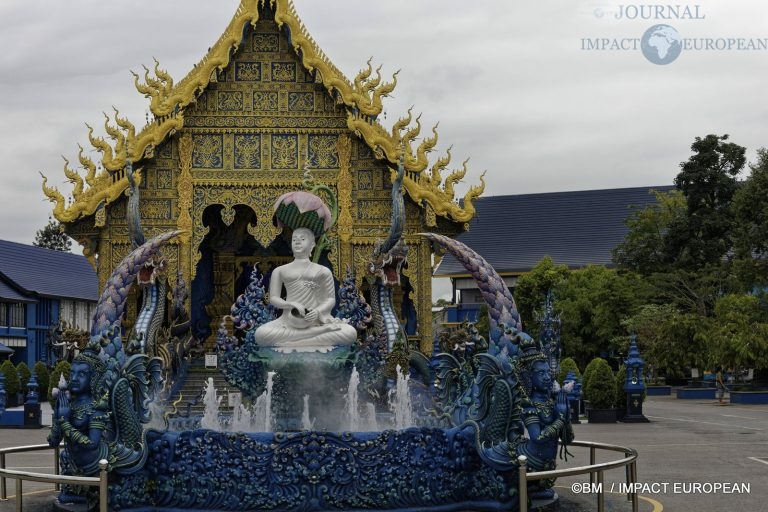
[199,377,223,431]
[48,188,573,512]
[344,366,361,431]
[388,365,413,430]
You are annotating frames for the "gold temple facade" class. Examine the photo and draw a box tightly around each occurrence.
[42,0,483,353]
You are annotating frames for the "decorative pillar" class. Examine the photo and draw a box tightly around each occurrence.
[622,335,649,423]
[564,370,582,424]
[177,133,194,311]
[336,134,354,269]
[24,373,41,427]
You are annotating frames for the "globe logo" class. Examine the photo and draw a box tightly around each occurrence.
[641,25,682,65]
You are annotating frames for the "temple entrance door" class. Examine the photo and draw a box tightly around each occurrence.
[191,204,261,349]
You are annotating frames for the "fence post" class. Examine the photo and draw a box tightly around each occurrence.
[631,461,639,512]
[53,446,60,491]
[597,470,604,512]
[518,455,528,512]
[98,459,109,512]
[1,452,6,500]
[625,452,631,501]
[14,479,21,512]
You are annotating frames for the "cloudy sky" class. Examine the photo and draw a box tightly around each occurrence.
[1,0,767,247]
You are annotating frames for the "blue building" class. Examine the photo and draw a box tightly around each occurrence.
[0,240,98,366]
[434,186,673,325]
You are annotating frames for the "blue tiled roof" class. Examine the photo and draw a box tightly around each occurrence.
[0,240,98,301]
[0,278,35,302]
[434,186,674,276]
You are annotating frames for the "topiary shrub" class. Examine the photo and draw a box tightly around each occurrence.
[34,361,50,401]
[16,362,31,393]
[558,357,581,385]
[581,357,606,402]
[48,360,71,404]
[0,359,20,398]
[584,357,616,409]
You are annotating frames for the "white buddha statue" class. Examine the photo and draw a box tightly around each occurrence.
[255,227,357,352]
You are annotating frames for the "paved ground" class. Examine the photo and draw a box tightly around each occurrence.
[0,395,766,511]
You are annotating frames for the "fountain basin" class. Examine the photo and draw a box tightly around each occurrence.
[113,426,519,511]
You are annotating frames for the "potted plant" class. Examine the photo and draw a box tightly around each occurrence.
[16,362,31,403]
[34,361,50,401]
[0,360,20,408]
[581,358,602,398]
[584,357,617,423]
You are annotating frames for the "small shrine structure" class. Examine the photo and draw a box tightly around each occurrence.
[42,0,483,353]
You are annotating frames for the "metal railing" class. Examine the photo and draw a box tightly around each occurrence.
[0,444,108,512]
[518,440,639,512]
[1,439,633,512]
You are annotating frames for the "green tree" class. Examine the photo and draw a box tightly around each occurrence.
[513,256,569,335]
[707,294,768,373]
[732,148,768,287]
[33,361,50,400]
[556,265,648,368]
[667,134,746,269]
[33,219,72,252]
[613,189,686,274]
[622,303,708,379]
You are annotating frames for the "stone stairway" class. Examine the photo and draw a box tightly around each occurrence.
[167,362,236,418]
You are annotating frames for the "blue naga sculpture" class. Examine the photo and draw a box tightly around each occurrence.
[424,232,574,496]
[48,231,177,506]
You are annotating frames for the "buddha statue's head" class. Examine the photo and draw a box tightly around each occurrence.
[291,227,317,259]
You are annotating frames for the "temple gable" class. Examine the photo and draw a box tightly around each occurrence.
[43,0,484,352]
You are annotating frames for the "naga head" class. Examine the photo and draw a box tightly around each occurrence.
[137,253,168,286]
[368,238,408,286]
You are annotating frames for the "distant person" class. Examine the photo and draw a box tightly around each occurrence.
[715,366,727,405]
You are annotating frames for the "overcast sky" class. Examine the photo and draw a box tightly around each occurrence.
[1,0,767,249]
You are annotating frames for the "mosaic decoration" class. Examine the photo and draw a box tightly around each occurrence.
[357,200,391,220]
[288,91,314,112]
[233,134,262,169]
[357,170,373,190]
[142,199,173,220]
[235,62,262,81]
[270,134,298,169]
[253,33,279,52]
[192,134,224,168]
[271,61,296,82]
[307,134,339,169]
[217,91,244,111]
[156,169,173,189]
[253,91,278,111]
